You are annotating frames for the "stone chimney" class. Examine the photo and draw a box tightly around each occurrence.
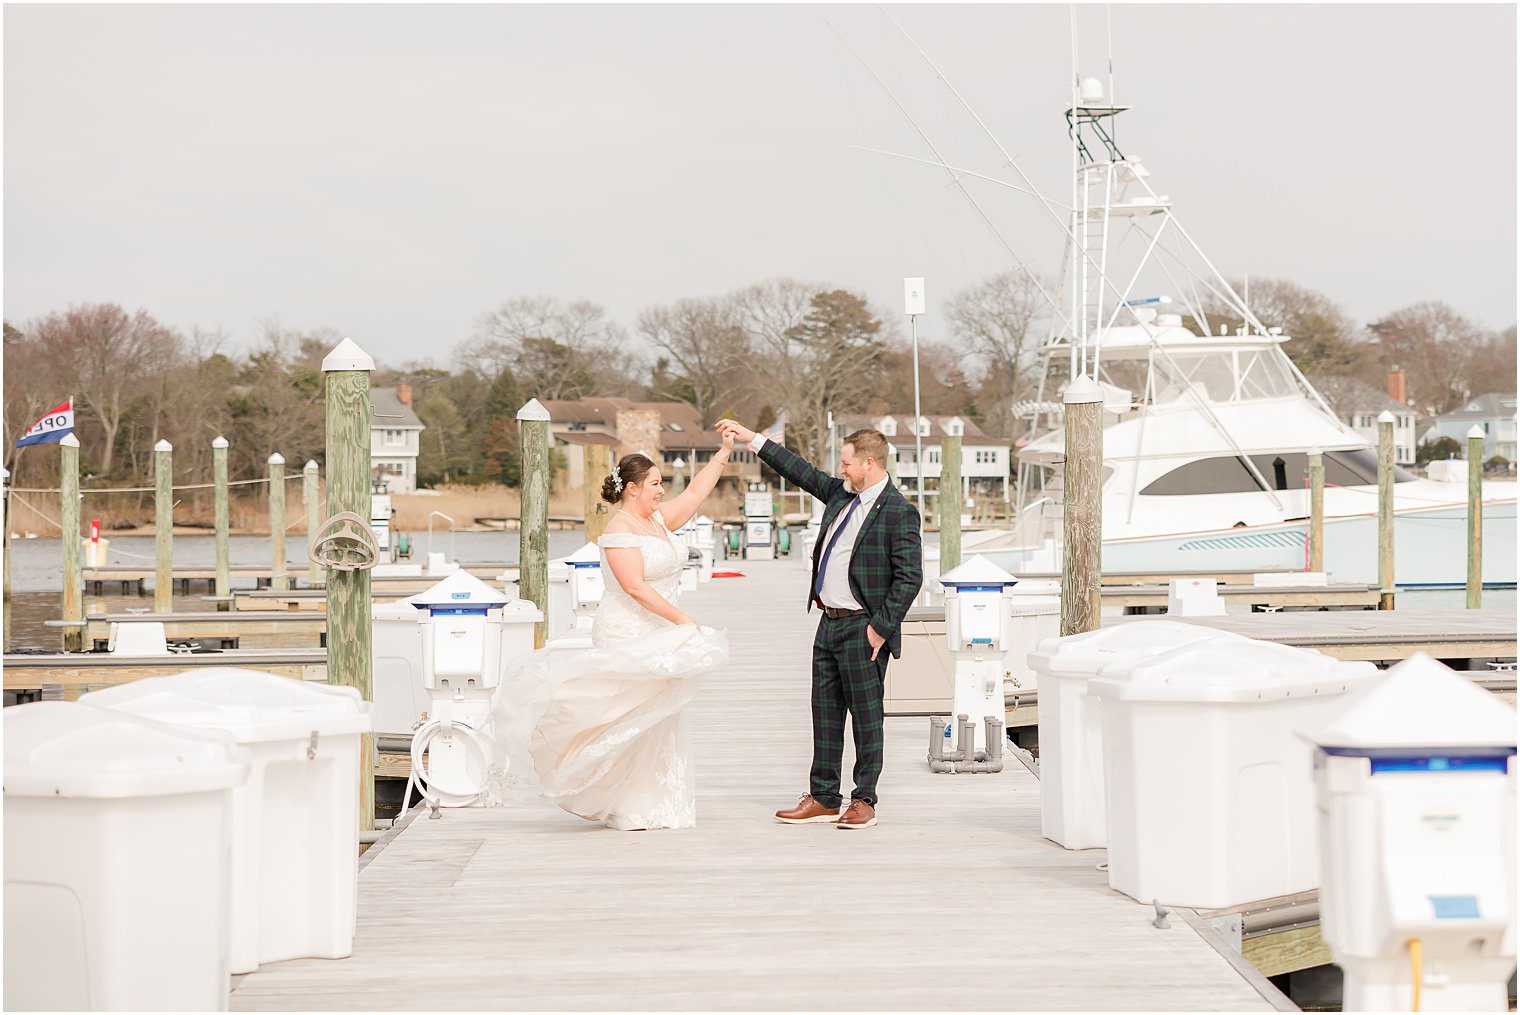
[615,409,662,463]
[396,383,413,408]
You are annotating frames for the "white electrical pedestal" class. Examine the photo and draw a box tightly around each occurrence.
[744,485,774,560]
[1308,653,1516,1012]
[927,555,1014,773]
[408,572,540,808]
[547,542,604,640]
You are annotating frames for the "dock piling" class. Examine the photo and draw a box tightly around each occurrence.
[1467,425,1484,609]
[61,435,84,651]
[1376,412,1395,610]
[269,453,288,591]
[1307,449,1324,573]
[322,339,377,831]
[213,436,230,611]
[1061,378,1104,637]
[154,439,174,614]
[305,460,323,589]
[940,433,962,573]
[582,443,612,546]
[518,399,551,648]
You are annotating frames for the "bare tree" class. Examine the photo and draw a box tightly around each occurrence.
[731,277,824,447]
[637,296,752,426]
[1368,302,1491,417]
[22,304,180,474]
[1201,278,1372,380]
[946,271,1050,437]
[467,295,629,399]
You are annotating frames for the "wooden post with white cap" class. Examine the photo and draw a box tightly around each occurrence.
[60,435,84,651]
[154,439,174,613]
[1376,411,1395,611]
[519,398,551,648]
[1307,448,1324,573]
[305,459,322,589]
[213,436,231,610]
[323,337,376,830]
[1061,377,1103,637]
[1467,425,1484,609]
[269,452,287,591]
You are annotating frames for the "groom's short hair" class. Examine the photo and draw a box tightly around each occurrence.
[843,428,889,466]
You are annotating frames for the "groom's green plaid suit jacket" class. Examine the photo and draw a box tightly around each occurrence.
[759,441,923,659]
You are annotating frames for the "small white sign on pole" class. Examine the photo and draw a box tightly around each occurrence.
[904,277,926,316]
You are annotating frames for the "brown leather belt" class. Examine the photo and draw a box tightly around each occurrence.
[821,606,866,619]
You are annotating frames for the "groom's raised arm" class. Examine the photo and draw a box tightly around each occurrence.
[754,438,843,504]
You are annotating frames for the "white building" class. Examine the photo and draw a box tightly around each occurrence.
[1426,393,1519,463]
[370,385,424,493]
[839,413,1012,502]
[1314,376,1418,466]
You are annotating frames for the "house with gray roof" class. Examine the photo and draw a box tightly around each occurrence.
[1313,375,1418,466]
[1425,393,1518,463]
[370,385,425,492]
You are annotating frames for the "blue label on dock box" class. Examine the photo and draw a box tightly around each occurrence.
[1429,895,1480,919]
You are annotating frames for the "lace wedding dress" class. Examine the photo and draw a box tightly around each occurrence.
[488,514,727,830]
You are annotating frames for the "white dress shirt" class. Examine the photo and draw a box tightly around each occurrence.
[751,434,887,611]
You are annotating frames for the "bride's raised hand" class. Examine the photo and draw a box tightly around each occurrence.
[720,430,736,454]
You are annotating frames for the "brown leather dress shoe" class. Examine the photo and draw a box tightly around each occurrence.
[774,794,841,824]
[836,799,877,829]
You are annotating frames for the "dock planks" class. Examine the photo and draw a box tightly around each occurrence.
[231,559,1276,1011]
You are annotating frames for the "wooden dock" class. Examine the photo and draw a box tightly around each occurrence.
[230,559,1281,1011]
[84,610,327,648]
[1112,608,1517,664]
[80,562,517,594]
[3,649,326,696]
[1100,582,1378,612]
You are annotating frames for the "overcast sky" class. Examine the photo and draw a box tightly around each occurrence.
[4,4,1515,368]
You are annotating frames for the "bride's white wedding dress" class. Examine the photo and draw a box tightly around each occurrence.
[488,513,727,830]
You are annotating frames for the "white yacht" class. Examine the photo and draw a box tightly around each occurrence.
[996,320,1516,586]
[972,78,1516,588]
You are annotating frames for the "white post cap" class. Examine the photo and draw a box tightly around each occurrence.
[1376,410,1395,424]
[1308,447,1323,456]
[321,337,376,372]
[1063,375,1104,405]
[60,433,80,448]
[516,398,550,422]
[304,459,320,471]
[268,452,285,465]
[1467,425,1486,439]
[673,457,685,468]
[154,439,173,452]
[211,435,229,449]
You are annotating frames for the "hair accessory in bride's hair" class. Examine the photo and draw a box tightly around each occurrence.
[610,464,623,494]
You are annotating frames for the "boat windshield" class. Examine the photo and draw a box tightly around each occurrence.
[1141,450,1418,496]
[1144,349,1300,404]
[1094,348,1300,406]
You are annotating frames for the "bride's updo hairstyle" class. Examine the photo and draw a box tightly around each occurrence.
[601,453,656,504]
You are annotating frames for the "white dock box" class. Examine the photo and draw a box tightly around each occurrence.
[1090,640,1377,908]
[82,669,373,974]
[1307,654,1516,1012]
[1027,621,1242,849]
[4,701,249,1012]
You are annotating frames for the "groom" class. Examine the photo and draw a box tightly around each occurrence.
[717,420,922,829]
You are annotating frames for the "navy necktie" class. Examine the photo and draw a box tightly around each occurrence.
[813,495,861,603]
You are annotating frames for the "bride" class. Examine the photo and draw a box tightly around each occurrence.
[489,436,733,830]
